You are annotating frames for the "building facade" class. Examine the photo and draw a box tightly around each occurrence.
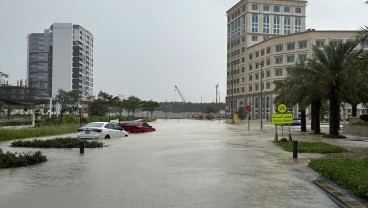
[226,0,307,115]
[225,0,368,119]
[27,23,93,98]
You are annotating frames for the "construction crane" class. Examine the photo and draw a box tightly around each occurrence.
[174,85,186,103]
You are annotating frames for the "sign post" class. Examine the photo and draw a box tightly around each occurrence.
[245,106,252,131]
[272,104,292,141]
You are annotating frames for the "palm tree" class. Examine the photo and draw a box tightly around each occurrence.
[308,41,363,136]
[274,61,323,133]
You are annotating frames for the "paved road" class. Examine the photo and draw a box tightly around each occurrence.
[0,119,338,208]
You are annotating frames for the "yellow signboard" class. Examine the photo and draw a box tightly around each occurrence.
[277,104,287,113]
[271,114,293,124]
[233,114,239,122]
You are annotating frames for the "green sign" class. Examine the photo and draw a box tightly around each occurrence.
[272,114,293,124]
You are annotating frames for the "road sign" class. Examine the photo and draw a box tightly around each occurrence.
[277,104,287,113]
[271,114,293,124]
[245,105,252,112]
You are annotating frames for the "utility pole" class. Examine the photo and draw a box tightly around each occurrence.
[215,84,219,103]
[259,61,264,130]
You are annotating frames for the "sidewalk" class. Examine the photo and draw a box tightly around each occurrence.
[230,119,368,207]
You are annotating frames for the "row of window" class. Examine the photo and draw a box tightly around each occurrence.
[251,15,302,35]
[227,81,273,95]
[251,4,302,14]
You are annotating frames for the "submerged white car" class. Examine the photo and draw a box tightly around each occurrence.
[77,122,128,139]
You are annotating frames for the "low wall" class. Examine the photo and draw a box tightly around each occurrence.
[343,124,368,137]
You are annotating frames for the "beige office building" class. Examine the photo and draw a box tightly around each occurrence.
[226,0,365,119]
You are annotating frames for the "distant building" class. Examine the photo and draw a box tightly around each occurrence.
[27,23,94,98]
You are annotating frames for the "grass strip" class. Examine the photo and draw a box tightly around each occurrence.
[0,148,47,169]
[0,124,79,142]
[11,137,103,148]
[274,141,347,153]
[309,157,368,199]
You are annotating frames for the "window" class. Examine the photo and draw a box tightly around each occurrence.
[263,15,270,33]
[298,54,307,62]
[287,55,295,63]
[249,74,253,81]
[263,35,269,41]
[273,5,280,12]
[295,7,302,14]
[266,82,271,89]
[284,16,291,35]
[248,84,253,92]
[242,57,245,63]
[255,72,259,80]
[255,51,259,58]
[252,14,259,33]
[275,57,283,64]
[242,15,246,34]
[260,49,265,56]
[362,40,368,48]
[249,53,253,60]
[316,40,325,48]
[242,77,245,82]
[242,67,245,72]
[242,47,245,53]
[295,17,302,33]
[255,83,259,91]
[242,87,245,93]
[263,5,270,11]
[287,42,295,51]
[273,16,280,34]
[299,41,307,49]
[266,70,270,77]
[275,68,283,76]
[252,35,259,42]
[266,46,271,54]
[284,6,290,13]
[249,63,253,71]
[275,44,283,52]
[332,39,343,46]
[252,4,258,11]
[266,58,271,66]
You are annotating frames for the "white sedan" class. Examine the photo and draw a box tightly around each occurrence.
[77,122,129,139]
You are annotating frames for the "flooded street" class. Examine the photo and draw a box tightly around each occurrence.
[0,119,338,208]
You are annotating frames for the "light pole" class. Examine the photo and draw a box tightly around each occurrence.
[258,61,264,130]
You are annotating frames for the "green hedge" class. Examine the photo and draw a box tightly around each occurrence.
[11,137,103,148]
[274,141,347,153]
[0,120,33,126]
[0,124,80,142]
[309,157,368,199]
[0,148,47,169]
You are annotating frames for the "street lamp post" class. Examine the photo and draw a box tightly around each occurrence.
[258,61,264,130]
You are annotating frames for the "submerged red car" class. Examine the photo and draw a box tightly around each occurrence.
[118,122,156,133]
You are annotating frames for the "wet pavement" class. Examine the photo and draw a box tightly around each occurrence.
[0,119,366,208]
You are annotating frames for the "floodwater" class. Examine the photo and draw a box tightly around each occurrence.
[0,119,338,208]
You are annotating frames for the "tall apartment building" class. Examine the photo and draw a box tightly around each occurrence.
[226,0,307,116]
[27,23,94,98]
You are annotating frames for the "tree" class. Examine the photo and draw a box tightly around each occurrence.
[0,71,8,79]
[126,96,141,117]
[308,41,363,136]
[274,61,322,133]
[97,91,119,121]
[141,100,160,118]
[55,89,81,122]
[115,98,128,122]
[237,106,246,120]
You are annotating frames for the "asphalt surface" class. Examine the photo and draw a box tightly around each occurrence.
[0,119,367,208]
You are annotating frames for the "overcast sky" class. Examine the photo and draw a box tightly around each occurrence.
[1,0,368,103]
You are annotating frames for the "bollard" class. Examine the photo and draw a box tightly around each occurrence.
[292,140,298,158]
[80,139,85,154]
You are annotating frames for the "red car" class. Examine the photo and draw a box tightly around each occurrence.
[118,122,156,133]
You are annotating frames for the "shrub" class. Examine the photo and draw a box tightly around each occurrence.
[11,137,104,148]
[359,114,368,122]
[0,120,33,126]
[274,141,347,153]
[309,157,368,199]
[63,115,79,124]
[0,148,47,169]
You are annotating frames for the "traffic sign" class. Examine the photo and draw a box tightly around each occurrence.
[277,104,287,113]
[245,105,252,112]
[271,114,293,124]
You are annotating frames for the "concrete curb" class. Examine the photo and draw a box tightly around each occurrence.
[314,178,366,208]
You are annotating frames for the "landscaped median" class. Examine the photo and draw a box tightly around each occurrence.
[0,124,80,142]
[11,137,104,148]
[274,140,368,200]
[0,148,47,169]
